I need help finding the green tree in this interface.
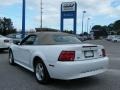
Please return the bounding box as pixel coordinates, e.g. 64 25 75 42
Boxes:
83 32 88 35
0 17 16 35
92 25 102 30
108 23 114 31
63 30 74 34
91 25 108 39
113 20 120 32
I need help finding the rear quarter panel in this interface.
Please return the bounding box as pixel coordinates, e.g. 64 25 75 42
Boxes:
29 45 85 72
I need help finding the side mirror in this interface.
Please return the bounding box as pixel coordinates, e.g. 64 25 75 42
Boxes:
15 42 21 45
17 43 20 45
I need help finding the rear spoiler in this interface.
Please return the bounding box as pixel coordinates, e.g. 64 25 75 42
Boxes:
82 46 97 48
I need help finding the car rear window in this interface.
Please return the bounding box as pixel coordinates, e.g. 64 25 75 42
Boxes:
52 35 81 44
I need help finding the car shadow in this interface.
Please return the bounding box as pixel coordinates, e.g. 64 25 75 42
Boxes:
12 64 101 89
48 76 100 89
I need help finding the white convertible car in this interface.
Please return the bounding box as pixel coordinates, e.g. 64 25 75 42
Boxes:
9 32 109 84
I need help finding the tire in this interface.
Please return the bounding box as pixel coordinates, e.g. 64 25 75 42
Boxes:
34 61 50 84
9 50 15 65
0 49 3 52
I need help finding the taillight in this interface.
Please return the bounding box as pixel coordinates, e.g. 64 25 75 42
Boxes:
58 51 75 61
102 49 106 57
4 39 9 43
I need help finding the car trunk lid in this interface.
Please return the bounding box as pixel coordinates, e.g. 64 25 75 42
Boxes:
69 44 104 61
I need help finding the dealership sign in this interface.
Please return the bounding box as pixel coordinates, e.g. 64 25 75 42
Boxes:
62 2 76 12
60 2 77 34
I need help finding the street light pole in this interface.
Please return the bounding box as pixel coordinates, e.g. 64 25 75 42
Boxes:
90 23 94 32
40 0 43 29
87 18 90 33
81 10 86 34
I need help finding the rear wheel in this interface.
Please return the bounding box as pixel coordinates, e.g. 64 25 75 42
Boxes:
34 61 50 84
9 50 15 65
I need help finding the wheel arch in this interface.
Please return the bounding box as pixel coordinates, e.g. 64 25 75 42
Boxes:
33 56 51 78
33 56 44 68
9 48 12 52
9 48 14 56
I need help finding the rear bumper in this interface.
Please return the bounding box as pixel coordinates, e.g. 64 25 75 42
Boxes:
0 43 12 49
0 45 9 50
48 57 109 80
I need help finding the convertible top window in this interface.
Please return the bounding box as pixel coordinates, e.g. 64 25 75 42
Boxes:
21 35 36 45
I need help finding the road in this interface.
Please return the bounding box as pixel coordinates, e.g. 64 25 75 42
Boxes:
0 40 120 90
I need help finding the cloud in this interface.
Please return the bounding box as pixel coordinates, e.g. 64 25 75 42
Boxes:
1 0 120 17
1 0 119 20
26 0 119 19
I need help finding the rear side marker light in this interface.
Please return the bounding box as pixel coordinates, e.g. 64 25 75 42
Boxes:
58 51 75 61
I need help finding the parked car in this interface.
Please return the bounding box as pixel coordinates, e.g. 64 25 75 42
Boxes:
7 33 27 44
76 35 89 41
106 35 116 41
112 36 120 42
9 32 109 84
0 35 13 51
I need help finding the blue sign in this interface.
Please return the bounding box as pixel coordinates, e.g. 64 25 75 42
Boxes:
61 2 77 34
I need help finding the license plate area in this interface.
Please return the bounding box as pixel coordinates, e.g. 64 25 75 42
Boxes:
84 50 94 58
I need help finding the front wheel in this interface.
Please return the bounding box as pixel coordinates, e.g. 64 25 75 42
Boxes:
34 61 50 84
9 50 15 65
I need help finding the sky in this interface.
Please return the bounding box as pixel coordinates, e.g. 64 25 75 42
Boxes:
0 0 120 34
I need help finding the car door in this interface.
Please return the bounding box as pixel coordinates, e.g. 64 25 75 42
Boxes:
13 35 37 67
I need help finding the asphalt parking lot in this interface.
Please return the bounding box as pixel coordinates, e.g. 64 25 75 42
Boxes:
0 40 120 90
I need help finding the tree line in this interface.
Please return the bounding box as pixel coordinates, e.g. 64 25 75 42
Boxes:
0 17 16 36
91 20 120 39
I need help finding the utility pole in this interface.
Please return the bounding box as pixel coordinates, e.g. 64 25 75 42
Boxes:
40 0 43 28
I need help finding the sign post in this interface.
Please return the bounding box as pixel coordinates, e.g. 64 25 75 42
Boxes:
61 2 77 34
